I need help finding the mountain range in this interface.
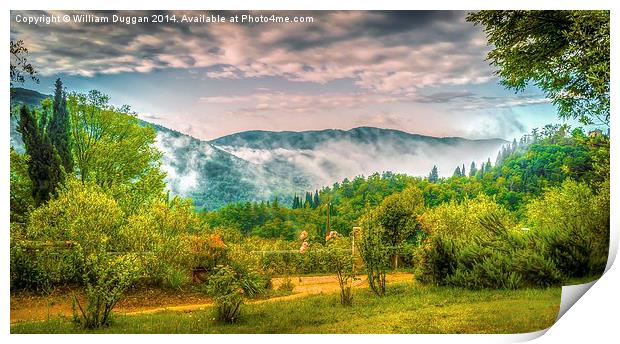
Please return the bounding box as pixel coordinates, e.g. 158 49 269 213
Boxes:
10 88 506 210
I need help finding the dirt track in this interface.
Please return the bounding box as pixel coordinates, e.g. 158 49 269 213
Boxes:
10 272 413 324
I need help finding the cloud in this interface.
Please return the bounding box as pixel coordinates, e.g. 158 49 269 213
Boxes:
11 10 493 94
198 90 413 115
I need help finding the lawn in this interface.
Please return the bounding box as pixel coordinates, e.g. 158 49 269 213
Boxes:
11 281 561 334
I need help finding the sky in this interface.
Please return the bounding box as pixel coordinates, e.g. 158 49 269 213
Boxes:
10 10 566 141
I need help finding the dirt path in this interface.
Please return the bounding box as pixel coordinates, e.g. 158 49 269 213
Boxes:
10 272 413 324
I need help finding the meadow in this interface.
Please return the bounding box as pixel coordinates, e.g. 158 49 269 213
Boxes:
11 281 560 334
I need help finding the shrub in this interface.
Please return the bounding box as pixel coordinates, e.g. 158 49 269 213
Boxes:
72 252 141 328
203 264 266 323
119 197 219 288
323 232 355 306
10 238 83 293
527 179 609 279
415 235 458 285
204 266 243 323
357 211 391 296
25 180 141 328
415 196 564 289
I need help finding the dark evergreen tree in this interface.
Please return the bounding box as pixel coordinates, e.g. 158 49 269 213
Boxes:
272 197 280 210
462 163 466 176
512 138 518 152
496 146 506 165
453 166 462 177
17 105 63 205
313 190 320 208
47 78 73 173
478 161 486 177
428 165 439 183
292 194 300 209
469 161 477 177
305 191 313 208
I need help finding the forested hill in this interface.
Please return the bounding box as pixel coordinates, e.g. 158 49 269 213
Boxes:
209 127 506 188
9 88 309 210
10 87 507 210
145 121 310 210
210 127 505 150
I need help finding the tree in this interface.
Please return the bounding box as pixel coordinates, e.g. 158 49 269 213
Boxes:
66 90 165 213
485 158 492 172
313 190 320 208
292 194 300 209
10 148 34 223
469 161 478 177
16 105 63 205
428 165 439 183
47 78 73 174
304 191 313 208
467 11 610 126
10 40 38 88
453 166 461 177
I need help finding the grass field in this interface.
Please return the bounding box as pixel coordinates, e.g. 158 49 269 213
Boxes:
11 281 561 334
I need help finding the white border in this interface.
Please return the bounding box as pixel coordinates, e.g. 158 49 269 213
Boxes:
2 1 618 343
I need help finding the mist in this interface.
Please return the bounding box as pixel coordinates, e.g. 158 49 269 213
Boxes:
216 135 506 189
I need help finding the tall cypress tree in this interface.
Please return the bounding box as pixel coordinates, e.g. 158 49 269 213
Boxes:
428 165 439 183
313 190 320 208
292 194 299 209
453 166 462 177
469 161 477 177
47 78 73 173
17 105 62 205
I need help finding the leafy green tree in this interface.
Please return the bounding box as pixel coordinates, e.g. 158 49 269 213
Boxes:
467 10 610 125
66 90 165 213
359 185 424 294
10 148 34 224
26 179 141 328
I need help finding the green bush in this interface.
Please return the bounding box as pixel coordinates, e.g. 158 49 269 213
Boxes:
415 235 458 286
73 252 141 328
203 264 266 323
323 232 355 306
10 240 83 293
527 179 609 279
24 180 142 328
416 196 564 289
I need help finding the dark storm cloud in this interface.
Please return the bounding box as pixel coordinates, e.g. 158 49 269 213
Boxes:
263 11 471 51
11 10 492 90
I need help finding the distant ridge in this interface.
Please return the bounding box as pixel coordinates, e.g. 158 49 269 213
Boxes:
10 87 507 210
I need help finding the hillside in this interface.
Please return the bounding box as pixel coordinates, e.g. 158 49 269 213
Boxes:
210 127 506 187
9 88 309 210
10 88 507 210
